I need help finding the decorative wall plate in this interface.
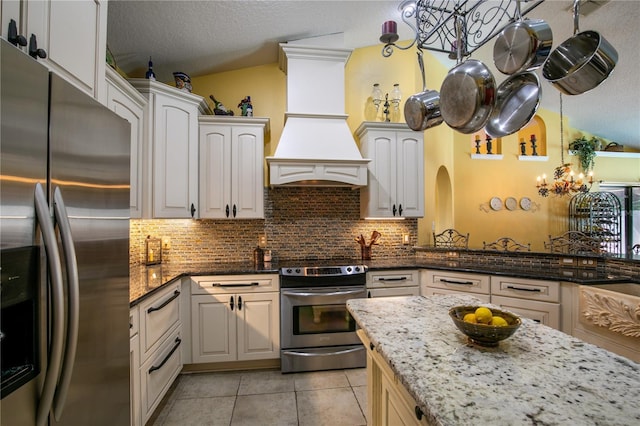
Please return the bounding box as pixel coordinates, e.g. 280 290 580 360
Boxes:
505 197 517 211
520 197 532 211
490 197 503 211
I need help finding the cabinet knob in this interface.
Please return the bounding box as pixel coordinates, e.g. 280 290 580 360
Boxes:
229 296 234 311
8 19 27 47
238 296 242 310
399 204 403 216
225 204 230 218
28 34 47 59
190 203 196 218
232 204 237 218
415 406 424 421
392 204 397 216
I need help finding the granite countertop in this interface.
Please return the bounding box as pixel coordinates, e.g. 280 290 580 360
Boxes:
347 295 640 425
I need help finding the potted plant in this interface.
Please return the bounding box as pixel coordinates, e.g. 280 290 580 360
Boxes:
569 136 600 172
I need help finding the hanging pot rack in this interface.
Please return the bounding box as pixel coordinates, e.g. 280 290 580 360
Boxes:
381 0 546 58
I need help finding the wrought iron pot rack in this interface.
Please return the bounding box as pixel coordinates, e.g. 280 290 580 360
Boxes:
382 0 546 58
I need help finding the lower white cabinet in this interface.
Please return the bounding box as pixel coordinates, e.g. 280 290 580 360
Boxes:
190 275 280 364
367 270 420 298
421 270 491 303
129 307 141 426
490 276 561 329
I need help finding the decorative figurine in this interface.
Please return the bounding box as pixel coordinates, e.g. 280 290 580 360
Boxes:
145 57 156 81
209 95 234 116
173 72 192 92
485 135 493 155
238 96 253 116
475 135 482 154
530 134 538 156
520 138 527 155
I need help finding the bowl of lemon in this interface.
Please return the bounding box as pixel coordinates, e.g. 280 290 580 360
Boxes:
449 306 521 347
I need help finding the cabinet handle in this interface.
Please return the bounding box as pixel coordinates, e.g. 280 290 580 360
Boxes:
238 296 242 310
149 337 181 374
367 291 372 298
233 204 237 218
190 203 196 218
415 406 424 421
378 277 408 282
438 279 473 286
369 342 375 351
506 285 542 293
225 204 230 218
230 296 234 311
8 19 27 47
392 204 397 216
147 289 180 313
28 34 47 59
399 204 403 216
213 282 259 288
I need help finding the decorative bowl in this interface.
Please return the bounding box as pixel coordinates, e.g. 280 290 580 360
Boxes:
449 305 521 347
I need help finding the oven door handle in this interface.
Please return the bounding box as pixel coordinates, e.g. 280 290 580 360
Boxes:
281 288 365 298
282 346 364 357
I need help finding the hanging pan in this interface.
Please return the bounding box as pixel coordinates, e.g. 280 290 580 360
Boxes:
542 0 618 95
485 72 541 138
404 49 443 131
493 0 553 75
440 16 496 134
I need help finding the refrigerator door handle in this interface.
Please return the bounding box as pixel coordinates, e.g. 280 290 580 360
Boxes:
51 187 80 421
34 183 66 426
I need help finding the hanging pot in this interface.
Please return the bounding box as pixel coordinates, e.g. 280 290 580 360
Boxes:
485 72 541 138
404 50 443 131
440 16 496 134
493 0 553 75
542 0 618 95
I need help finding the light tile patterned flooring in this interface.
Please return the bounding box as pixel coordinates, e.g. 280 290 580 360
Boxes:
151 368 368 426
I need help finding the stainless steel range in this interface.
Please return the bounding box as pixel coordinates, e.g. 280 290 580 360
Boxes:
280 264 368 373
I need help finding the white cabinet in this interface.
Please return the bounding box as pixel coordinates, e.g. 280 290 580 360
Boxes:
130 79 204 218
136 281 183 424
357 122 424 218
421 270 491 303
129 306 141 426
190 275 280 364
105 67 147 218
198 117 269 219
367 270 420 298
490 276 560 329
2 0 107 100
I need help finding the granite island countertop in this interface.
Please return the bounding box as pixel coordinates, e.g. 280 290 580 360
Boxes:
347 294 640 425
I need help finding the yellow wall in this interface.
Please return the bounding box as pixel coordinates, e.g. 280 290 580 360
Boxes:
189 42 640 252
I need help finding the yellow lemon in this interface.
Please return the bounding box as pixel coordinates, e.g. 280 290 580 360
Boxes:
490 316 508 327
463 313 477 324
475 307 493 324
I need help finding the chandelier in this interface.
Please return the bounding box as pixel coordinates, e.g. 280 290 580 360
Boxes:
536 93 593 197
379 0 546 58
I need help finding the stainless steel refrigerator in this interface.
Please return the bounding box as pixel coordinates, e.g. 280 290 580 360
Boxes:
1 39 130 425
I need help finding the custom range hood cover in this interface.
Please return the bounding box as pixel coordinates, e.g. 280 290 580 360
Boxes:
266 36 370 187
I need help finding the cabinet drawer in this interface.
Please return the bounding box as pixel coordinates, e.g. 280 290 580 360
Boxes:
130 306 139 338
369 287 420 298
423 270 490 295
139 282 181 360
191 274 279 295
422 287 491 303
491 276 560 303
140 327 183 424
367 270 420 289
491 295 560 329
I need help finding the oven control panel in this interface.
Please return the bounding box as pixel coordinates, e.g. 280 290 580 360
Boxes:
280 265 367 277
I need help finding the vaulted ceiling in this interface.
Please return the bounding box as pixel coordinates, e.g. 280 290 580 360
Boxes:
107 0 640 149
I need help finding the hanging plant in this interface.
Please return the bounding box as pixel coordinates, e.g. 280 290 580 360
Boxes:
569 136 599 172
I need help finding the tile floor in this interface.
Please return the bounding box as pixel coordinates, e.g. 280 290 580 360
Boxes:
150 368 368 426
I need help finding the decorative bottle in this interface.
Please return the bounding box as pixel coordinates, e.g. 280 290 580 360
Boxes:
145 57 156 81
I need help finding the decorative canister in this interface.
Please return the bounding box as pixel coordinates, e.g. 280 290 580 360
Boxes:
173 72 192 92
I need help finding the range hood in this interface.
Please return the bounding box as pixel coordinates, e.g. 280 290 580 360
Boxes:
266 38 370 187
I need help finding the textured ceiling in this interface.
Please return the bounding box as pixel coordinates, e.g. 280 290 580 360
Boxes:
107 0 640 149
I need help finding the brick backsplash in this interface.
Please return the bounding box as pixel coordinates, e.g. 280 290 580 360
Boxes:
130 188 417 266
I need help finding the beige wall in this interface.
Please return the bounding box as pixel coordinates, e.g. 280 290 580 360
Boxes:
188 41 640 254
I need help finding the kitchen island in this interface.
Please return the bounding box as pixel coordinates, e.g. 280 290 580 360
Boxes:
347 295 640 426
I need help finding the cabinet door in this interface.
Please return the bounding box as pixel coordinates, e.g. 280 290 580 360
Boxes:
396 132 424 218
1 0 22 41
199 124 232 218
361 131 397 218
130 333 141 426
139 283 182 361
236 292 279 361
106 68 147 218
153 93 199 218
491 295 560 329
369 287 420 298
191 294 237 363
25 0 106 99
232 126 264 219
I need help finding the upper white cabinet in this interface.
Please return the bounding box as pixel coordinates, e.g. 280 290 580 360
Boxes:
357 122 424 218
130 79 204 219
199 117 269 219
2 0 108 101
105 67 147 218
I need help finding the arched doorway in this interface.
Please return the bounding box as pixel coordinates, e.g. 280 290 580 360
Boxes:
434 165 453 234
